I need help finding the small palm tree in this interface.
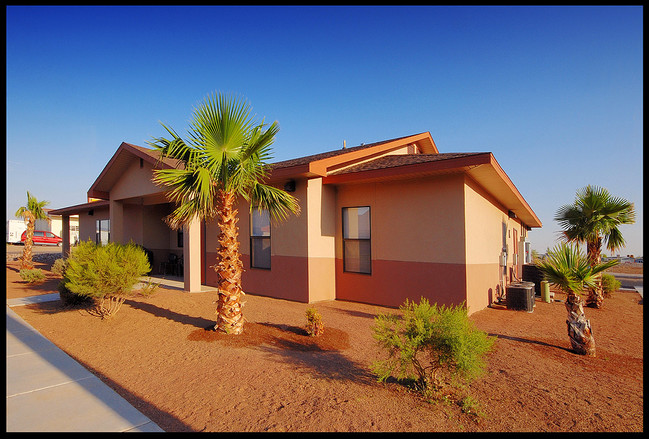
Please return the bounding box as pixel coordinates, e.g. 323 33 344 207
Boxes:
555 185 635 308
15 191 50 270
536 243 618 356
149 92 300 334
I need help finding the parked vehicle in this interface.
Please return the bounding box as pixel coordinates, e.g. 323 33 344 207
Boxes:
6 220 28 244
20 230 63 246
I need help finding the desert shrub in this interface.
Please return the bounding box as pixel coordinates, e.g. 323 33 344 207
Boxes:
58 282 95 307
601 273 621 297
19 268 45 283
60 240 151 318
305 307 324 336
136 277 161 297
51 258 67 276
371 298 494 401
458 395 486 419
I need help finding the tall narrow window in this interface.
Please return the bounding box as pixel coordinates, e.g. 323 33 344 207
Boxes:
96 219 110 245
250 209 271 269
342 206 371 274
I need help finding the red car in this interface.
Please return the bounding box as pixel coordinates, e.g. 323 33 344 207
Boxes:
21 230 63 246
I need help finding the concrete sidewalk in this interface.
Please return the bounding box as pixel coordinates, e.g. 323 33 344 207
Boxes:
6 297 165 432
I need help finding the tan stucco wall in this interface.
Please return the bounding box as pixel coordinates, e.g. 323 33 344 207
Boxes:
463 177 507 313
78 207 109 243
306 178 336 302
140 203 180 271
122 204 143 244
334 174 468 309
463 176 527 313
110 159 164 201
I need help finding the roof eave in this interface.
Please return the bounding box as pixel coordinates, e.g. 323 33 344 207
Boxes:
48 200 110 216
321 153 542 229
86 142 173 201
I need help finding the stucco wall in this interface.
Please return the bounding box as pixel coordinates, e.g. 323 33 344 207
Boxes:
78 207 109 243
110 158 164 200
306 178 336 302
463 177 508 313
334 174 468 309
463 176 527 313
205 180 310 302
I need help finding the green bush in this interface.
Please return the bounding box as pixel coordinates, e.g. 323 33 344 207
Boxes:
59 240 151 318
305 307 324 337
601 273 621 297
371 298 494 401
19 268 46 283
51 258 67 276
58 282 95 307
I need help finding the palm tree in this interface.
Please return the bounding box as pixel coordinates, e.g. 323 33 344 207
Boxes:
536 243 618 356
15 191 50 270
149 92 300 335
555 185 635 308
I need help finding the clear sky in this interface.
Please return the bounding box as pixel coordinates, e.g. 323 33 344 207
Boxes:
6 5 643 256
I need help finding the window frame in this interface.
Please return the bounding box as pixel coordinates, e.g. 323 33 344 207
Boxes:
342 206 372 275
250 208 271 270
95 219 110 245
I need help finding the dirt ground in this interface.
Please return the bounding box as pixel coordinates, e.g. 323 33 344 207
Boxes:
6 260 643 432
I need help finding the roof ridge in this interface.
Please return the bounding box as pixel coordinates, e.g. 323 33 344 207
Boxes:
271 132 429 169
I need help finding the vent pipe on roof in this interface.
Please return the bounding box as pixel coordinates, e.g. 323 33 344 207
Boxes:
343 140 346 149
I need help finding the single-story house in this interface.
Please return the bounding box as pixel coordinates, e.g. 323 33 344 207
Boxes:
50 132 541 314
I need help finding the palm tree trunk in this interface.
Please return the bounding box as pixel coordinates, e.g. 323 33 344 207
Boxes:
565 293 596 356
214 190 245 335
586 238 604 308
20 214 35 270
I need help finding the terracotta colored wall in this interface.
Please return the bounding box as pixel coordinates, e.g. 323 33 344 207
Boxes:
334 174 468 309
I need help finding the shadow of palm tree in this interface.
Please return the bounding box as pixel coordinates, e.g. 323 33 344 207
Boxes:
253 323 376 385
124 299 213 329
329 308 380 320
488 332 572 352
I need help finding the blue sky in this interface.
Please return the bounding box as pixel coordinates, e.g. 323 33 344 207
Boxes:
6 5 643 256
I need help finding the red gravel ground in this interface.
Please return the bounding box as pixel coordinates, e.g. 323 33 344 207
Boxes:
6 260 643 432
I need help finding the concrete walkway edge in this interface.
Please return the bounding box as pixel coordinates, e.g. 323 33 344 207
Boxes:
6 302 165 432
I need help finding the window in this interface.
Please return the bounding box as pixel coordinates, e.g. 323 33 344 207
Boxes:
34 231 45 237
342 207 371 274
177 229 184 248
46 232 55 238
250 209 271 269
96 219 110 245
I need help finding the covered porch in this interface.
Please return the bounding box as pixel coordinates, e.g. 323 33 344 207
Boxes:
49 198 205 294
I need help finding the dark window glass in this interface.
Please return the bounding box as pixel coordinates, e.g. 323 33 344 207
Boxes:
251 209 271 269
342 207 371 274
96 219 110 245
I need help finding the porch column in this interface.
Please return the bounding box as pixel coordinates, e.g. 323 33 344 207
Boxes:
183 216 202 293
61 215 70 257
109 199 124 244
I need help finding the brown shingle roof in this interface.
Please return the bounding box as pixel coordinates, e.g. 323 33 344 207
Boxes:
123 142 183 169
328 152 487 175
270 134 420 170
